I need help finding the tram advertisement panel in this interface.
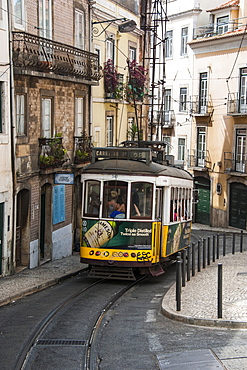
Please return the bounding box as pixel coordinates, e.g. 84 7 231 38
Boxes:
165 221 191 256
82 219 152 249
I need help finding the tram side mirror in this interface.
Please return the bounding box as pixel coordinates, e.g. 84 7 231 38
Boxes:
193 189 199 204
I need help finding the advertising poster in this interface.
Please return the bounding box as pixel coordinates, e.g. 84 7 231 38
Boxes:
165 221 191 256
82 219 152 250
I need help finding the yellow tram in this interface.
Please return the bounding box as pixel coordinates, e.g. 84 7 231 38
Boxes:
80 147 193 279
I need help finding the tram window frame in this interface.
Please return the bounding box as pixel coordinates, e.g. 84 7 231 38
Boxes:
155 187 163 220
131 182 153 219
103 181 128 218
170 186 190 222
84 180 100 217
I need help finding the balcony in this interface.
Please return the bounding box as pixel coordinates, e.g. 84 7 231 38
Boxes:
224 152 247 173
227 93 247 115
193 19 240 40
12 32 101 82
73 133 92 165
150 110 175 128
188 149 211 170
104 73 124 100
39 137 69 170
190 95 213 116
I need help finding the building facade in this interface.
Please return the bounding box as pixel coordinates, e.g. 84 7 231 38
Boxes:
91 0 149 147
11 0 100 271
189 0 247 228
0 0 15 276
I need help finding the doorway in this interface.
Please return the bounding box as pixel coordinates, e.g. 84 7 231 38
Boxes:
229 182 247 230
195 176 210 225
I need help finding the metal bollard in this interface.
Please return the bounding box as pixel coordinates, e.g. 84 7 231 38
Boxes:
198 240 201 272
218 263 223 319
232 233 235 255
217 234 220 259
240 230 243 253
182 249 186 287
203 238 206 268
176 260 182 311
213 235 216 263
187 246 191 282
223 234 226 256
207 236 211 265
192 242 195 277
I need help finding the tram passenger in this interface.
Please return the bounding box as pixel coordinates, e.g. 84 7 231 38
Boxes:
110 197 125 218
107 190 118 216
88 191 100 215
131 188 141 217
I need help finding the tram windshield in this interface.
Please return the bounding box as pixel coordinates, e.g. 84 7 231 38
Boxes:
131 182 153 219
103 181 128 219
84 180 100 216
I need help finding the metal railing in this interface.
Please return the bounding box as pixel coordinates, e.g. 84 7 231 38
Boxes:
13 32 101 81
224 152 247 173
190 95 213 115
73 133 92 165
188 149 211 169
193 19 241 39
39 137 69 170
227 92 247 115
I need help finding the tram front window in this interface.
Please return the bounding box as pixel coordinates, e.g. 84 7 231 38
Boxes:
84 180 100 217
131 182 153 219
103 181 127 218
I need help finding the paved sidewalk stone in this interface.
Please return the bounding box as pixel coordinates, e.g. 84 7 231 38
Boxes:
0 253 87 307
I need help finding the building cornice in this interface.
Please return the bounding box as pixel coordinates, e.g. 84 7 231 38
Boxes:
168 8 202 20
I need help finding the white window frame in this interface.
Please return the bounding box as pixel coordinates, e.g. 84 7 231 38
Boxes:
178 138 186 161
217 15 229 35
165 30 173 58
179 87 187 112
13 0 25 29
106 39 114 62
16 94 26 136
39 0 52 39
164 89 171 111
129 46 136 62
106 116 113 147
75 9 85 50
41 97 52 137
181 27 188 56
75 96 84 136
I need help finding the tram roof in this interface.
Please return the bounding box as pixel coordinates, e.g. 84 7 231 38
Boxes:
82 158 192 180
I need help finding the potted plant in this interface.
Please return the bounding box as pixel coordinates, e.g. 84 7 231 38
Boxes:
103 59 119 97
125 60 147 103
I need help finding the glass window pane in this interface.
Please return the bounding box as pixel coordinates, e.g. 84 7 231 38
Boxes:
131 182 153 219
84 180 100 216
103 181 127 218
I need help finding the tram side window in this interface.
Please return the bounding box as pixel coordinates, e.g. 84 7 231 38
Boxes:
103 181 127 218
170 187 190 222
84 180 100 216
131 182 153 219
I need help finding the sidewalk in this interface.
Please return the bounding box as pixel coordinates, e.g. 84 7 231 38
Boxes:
0 253 87 307
162 249 247 329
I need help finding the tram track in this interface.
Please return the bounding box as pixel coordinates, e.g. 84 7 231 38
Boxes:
16 276 146 370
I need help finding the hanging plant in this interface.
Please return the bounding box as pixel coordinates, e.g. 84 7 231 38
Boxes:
125 60 147 103
103 59 119 93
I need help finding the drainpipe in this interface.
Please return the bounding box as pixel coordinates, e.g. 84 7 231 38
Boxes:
7 0 17 274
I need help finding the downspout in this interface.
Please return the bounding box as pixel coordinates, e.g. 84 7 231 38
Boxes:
7 0 17 274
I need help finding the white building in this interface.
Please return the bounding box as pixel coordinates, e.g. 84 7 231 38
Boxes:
0 0 15 276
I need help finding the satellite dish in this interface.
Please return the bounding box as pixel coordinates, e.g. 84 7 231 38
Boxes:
118 20 137 33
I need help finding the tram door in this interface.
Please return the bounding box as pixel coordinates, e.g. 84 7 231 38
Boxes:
153 188 163 262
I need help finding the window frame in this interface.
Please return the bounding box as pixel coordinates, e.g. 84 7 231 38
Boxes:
179 87 187 112
41 96 53 138
75 8 85 50
75 95 85 136
16 93 27 136
181 27 188 56
39 0 52 39
165 30 173 58
106 115 114 147
178 138 186 161
13 0 25 29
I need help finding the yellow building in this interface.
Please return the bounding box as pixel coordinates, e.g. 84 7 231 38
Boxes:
91 0 149 147
189 0 247 229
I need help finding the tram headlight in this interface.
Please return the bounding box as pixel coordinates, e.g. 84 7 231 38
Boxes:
131 253 136 258
89 250 94 255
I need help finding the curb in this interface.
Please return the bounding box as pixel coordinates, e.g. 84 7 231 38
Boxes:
0 267 88 307
161 285 247 330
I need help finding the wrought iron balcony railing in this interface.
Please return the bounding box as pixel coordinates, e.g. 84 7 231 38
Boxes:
193 19 241 39
224 152 247 173
150 110 175 128
39 137 69 170
188 149 211 169
227 93 247 115
73 133 92 164
13 32 101 82
190 95 213 115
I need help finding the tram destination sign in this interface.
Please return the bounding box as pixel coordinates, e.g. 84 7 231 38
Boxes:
92 147 152 164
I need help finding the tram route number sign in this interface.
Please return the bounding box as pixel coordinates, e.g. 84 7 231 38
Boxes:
92 147 152 164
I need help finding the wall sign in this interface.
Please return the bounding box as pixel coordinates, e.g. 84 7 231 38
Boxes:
53 185 65 224
54 173 74 185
